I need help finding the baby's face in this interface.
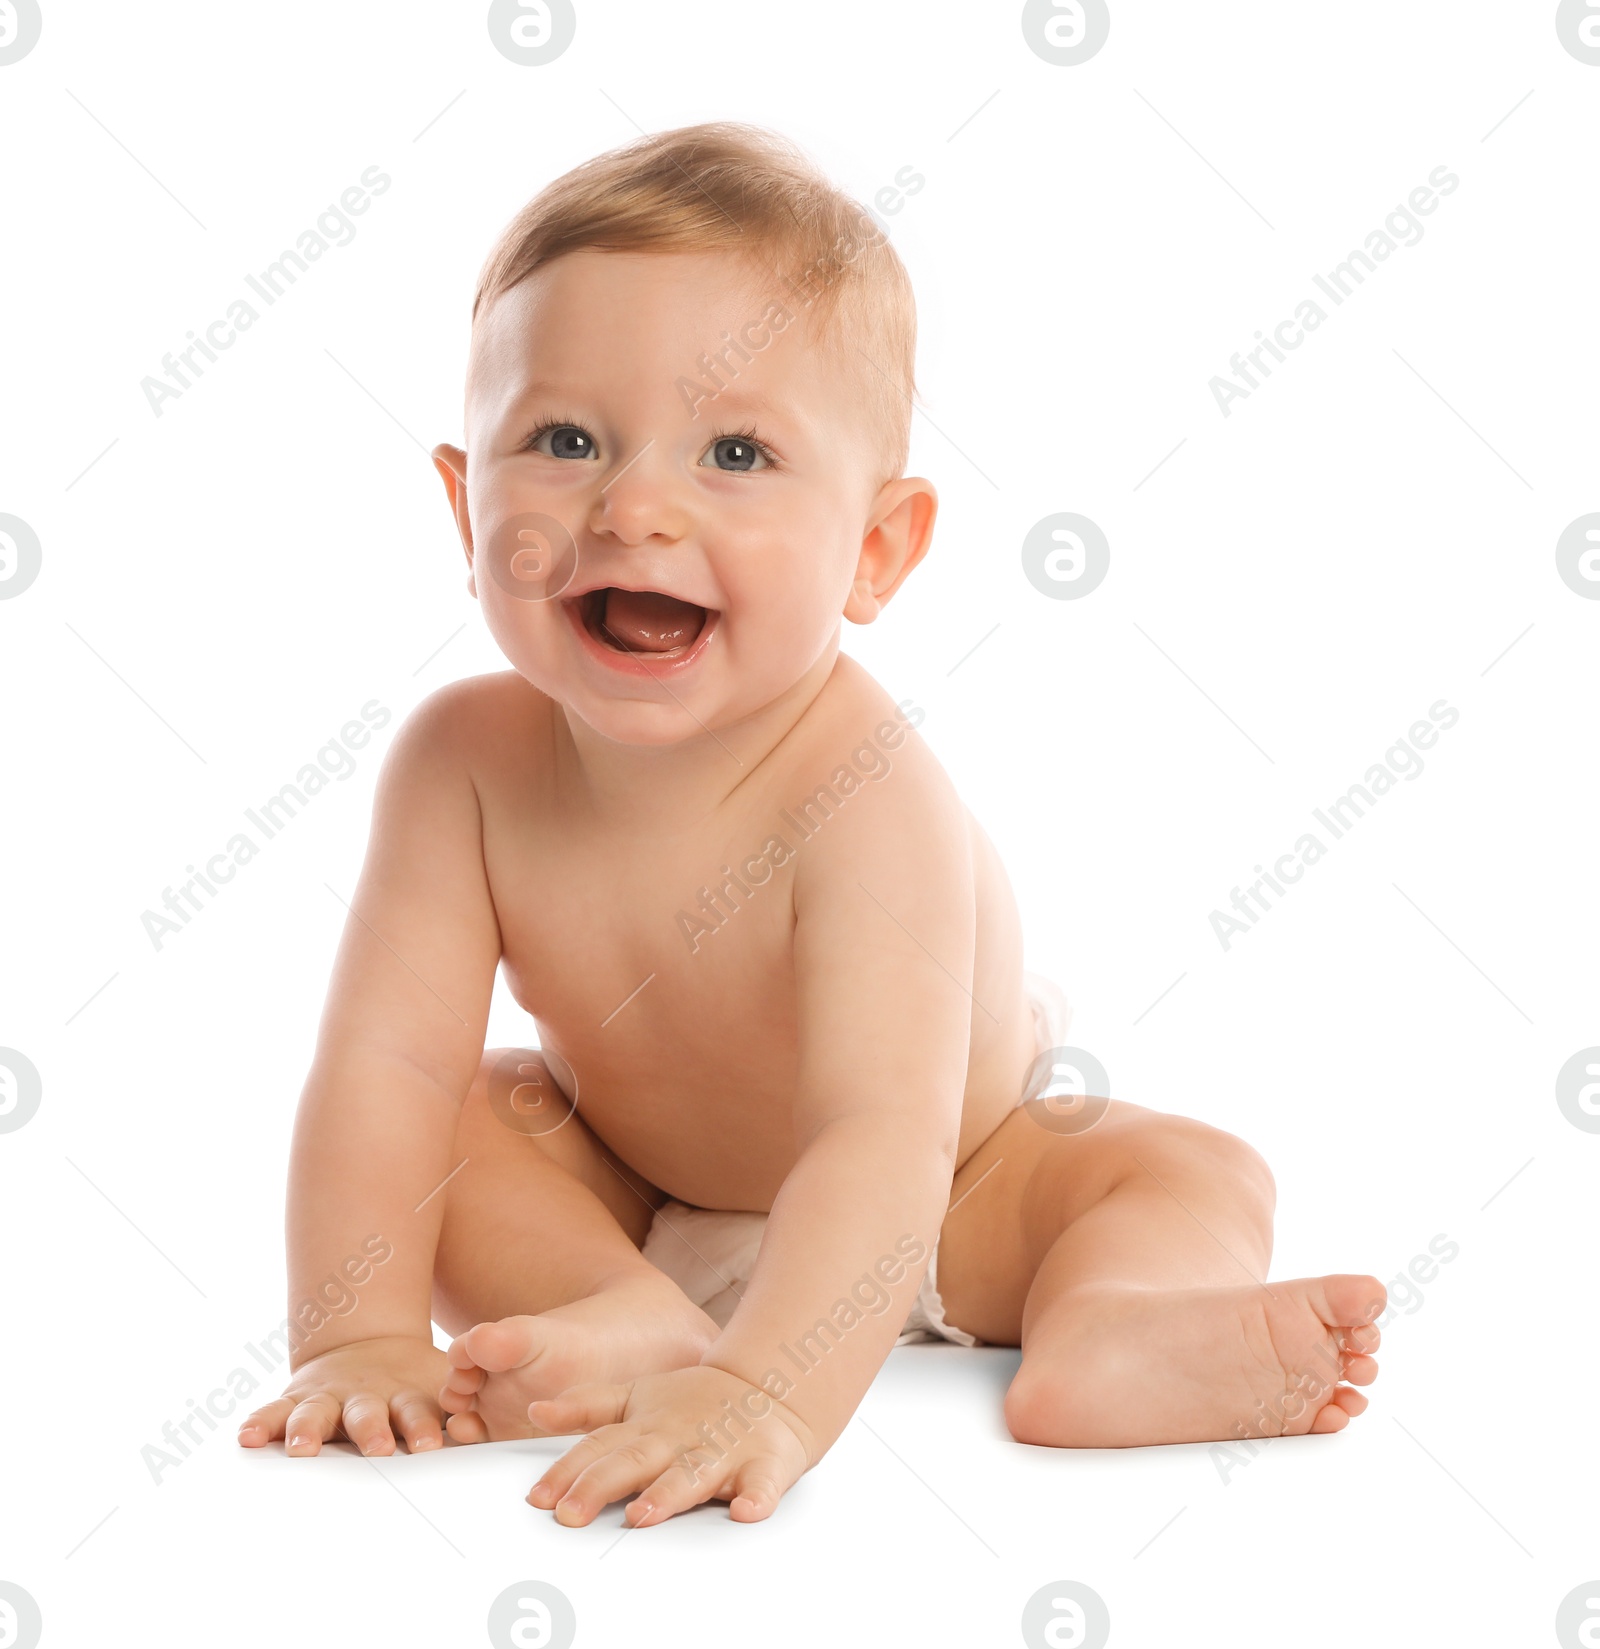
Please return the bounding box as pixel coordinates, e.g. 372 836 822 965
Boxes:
451 249 905 746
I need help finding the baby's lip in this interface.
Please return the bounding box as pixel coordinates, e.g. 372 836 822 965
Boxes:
562 574 714 608
562 594 720 676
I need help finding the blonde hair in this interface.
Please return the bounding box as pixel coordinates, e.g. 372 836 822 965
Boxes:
471 121 919 490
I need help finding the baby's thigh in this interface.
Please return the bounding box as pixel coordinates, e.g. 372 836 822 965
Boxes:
932 1099 1160 1343
457 1048 665 1244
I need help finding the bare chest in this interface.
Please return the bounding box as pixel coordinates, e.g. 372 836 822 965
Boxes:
483 788 810 1202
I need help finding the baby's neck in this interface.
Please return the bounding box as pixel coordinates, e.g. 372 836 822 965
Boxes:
555 643 845 827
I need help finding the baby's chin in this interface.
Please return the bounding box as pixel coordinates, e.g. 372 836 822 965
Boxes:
499 614 841 750
525 661 744 749
571 696 735 748
543 659 819 754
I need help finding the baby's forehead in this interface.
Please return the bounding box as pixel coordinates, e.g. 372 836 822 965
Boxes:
468 248 857 420
475 248 820 358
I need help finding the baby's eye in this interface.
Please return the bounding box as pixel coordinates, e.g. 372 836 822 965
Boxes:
529 424 598 461
700 435 772 473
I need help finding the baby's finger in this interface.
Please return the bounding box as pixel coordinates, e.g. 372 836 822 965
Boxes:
390 1390 444 1454
237 1397 294 1448
525 1381 632 1436
342 1393 396 1456
527 1427 627 1509
627 1447 725 1527
552 1438 678 1528
729 1452 797 1522
284 1394 342 1456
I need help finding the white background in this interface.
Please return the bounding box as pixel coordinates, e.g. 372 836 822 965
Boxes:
1 2 1596 1645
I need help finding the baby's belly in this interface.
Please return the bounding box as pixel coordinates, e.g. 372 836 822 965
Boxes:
546 1032 802 1209
516 958 797 1207
531 998 1036 1212
502 887 1036 1208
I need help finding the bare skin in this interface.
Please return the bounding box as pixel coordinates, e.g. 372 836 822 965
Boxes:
239 246 1383 1521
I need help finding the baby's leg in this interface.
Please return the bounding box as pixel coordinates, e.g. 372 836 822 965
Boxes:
434 1049 717 1442
935 1102 1384 1448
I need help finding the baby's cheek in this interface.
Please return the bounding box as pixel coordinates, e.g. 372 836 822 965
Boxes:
744 545 846 629
729 595 836 690
483 600 568 688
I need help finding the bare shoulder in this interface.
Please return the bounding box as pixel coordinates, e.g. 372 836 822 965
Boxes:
788 655 969 882
793 654 939 771
381 670 553 783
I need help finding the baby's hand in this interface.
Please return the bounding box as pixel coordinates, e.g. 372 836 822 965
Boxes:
237 1336 449 1457
525 1366 814 1528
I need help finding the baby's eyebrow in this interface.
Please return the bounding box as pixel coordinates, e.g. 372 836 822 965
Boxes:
509 379 792 416
503 376 810 440
512 378 582 404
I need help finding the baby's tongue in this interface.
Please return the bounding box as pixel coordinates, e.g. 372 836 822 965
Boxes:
602 588 706 653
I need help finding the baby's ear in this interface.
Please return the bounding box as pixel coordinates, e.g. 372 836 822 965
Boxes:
431 443 476 595
844 477 938 624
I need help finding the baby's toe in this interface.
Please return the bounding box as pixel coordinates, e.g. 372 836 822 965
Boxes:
446 1329 487 1369
1340 1321 1380 1355
438 1379 476 1415
441 1361 486 1400
1315 1273 1386 1327
1341 1352 1379 1386
462 1316 541 1373
1310 1385 1368 1432
1333 1385 1368 1418
445 1411 490 1444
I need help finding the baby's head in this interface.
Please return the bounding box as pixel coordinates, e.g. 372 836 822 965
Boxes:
433 122 936 745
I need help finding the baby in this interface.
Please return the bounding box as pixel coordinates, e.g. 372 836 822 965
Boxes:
237 122 1384 1527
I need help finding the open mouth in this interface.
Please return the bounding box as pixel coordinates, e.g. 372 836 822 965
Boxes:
571 587 712 660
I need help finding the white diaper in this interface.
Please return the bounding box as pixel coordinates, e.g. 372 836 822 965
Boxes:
639 969 1072 1349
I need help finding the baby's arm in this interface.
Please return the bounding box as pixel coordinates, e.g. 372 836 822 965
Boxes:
239 683 501 1457
525 742 974 1522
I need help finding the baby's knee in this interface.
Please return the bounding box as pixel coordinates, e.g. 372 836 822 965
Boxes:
1210 1124 1275 1210
1154 1114 1266 1180
1134 1113 1274 1203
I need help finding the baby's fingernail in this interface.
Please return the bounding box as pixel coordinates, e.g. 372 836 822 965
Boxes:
631 1500 655 1525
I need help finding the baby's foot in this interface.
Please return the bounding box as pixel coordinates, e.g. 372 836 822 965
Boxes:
1005 1273 1385 1449
440 1275 719 1443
